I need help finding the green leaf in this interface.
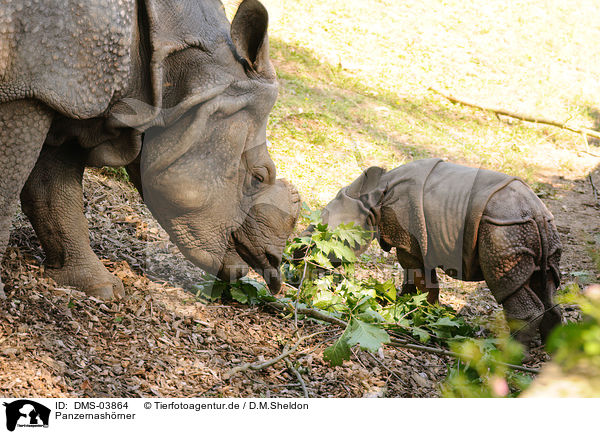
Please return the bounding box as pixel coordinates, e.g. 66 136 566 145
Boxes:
346 318 390 352
357 307 386 323
323 335 351 367
373 279 396 301
239 277 265 291
335 225 365 248
316 223 329 233
412 327 431 343
334 244 357 262
313 289 344 311
257 288 277 303
355 295 374 310
411 292 429 306
230 286 249 304
193 280 226 301
431 317 461 328
313 250 333 268
315 239 333 255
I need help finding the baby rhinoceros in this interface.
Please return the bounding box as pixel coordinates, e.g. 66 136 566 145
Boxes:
315 158 562 348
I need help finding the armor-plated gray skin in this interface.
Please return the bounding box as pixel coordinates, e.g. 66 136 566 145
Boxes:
310 159 562 348
0 0 299 298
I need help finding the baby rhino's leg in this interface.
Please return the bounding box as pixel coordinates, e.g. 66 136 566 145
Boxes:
501 284 545 347
478 218 545 348
531 222 563 342
397 251 440 304
535 277 561 343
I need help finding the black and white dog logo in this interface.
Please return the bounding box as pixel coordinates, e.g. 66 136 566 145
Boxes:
3 400 50 432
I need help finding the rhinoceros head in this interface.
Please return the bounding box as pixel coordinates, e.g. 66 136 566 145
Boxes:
117 0 298 290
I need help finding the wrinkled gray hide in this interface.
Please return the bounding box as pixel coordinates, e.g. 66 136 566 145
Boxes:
0 0 299 299
316 159 562 348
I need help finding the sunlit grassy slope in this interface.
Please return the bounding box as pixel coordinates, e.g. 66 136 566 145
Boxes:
224 0 600 208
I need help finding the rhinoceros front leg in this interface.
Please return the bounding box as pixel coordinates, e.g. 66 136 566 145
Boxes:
535 276 562 343
20 142 124 299
500 284 545 348
0 100 54 298
397 251 440 304
530 229 562 343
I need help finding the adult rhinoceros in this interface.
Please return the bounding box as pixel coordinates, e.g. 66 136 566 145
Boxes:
0 0 300 299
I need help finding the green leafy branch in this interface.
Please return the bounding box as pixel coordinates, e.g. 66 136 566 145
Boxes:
281 206 490 367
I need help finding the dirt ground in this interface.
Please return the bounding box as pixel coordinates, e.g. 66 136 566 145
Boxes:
0 164 598 398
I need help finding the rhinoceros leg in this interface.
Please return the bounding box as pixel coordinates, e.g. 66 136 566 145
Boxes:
501 283 545 347
530 223 562 342
534 275 561 343
20 142 124 299
0 100 54 298
397 251 440 304
478 219 546 348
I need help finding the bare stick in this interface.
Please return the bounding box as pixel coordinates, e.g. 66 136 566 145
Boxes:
294 260 309 328
226 330 327 377
365 351 409 388
386 340 540 374
590 173 600 206
267 300 347 328
429 87 600 141
289 240 316 329
582 150 600 158
284 356 309 398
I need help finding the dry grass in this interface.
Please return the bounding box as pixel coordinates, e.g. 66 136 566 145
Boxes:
226 0 600 208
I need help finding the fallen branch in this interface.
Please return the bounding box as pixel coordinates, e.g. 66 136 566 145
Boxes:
429 87 600 141
267 300 347 328
582 150 600 158
365 350 409 388
284 356 309 398
266 299 540 375
226 330 327 378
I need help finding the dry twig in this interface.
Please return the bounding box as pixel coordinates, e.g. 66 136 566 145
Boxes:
226 330 327 378
429 87 600 141
365 351 409 388
284 356 309 398
267 300 347 328
589 173 600 207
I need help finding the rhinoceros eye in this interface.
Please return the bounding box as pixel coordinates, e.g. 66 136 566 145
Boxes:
244 167 267 196
252 167 268 184
243 162 275 196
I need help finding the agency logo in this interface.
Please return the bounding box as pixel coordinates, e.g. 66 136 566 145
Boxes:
2 400 50 432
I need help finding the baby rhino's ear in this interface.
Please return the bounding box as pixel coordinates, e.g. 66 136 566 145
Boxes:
346 166 386 208
322 166 386 232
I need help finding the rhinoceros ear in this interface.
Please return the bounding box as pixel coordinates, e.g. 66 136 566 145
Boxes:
346 166 387 207
231 0 276 80
322 166 387 232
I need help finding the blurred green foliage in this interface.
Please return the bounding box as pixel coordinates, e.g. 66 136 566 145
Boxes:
441 337 530 397
547 283 600 371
